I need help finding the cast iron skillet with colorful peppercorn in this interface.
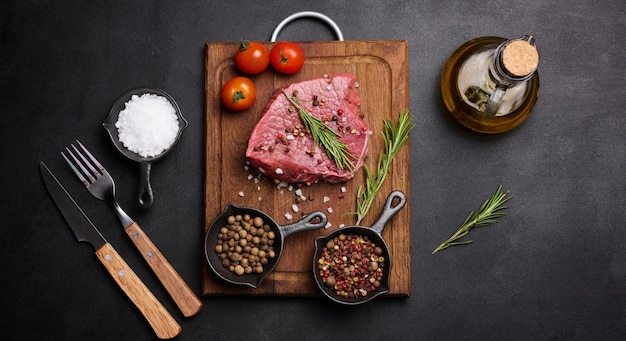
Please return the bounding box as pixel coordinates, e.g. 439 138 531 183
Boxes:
313 190 406 305
204 203 327 288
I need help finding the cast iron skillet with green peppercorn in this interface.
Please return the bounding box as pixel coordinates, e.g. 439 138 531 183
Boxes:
204 204 327 288
313 190 406 305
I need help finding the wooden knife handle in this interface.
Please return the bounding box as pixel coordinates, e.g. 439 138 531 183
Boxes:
95 243 181 339
125 222 203 317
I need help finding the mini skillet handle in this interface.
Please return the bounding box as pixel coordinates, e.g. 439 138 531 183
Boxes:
138 161 154 209
370 191 407 235
280 211 328 238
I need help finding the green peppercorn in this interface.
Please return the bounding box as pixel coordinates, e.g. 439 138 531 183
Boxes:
325 275 336 287
214 213 277 278
253 217 263 227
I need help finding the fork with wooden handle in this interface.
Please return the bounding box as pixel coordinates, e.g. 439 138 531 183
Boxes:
62 140 203 317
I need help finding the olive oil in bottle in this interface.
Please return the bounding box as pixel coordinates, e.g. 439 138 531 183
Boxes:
440 35 540 134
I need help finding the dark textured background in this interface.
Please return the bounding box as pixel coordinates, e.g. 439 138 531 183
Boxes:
2 1 625 340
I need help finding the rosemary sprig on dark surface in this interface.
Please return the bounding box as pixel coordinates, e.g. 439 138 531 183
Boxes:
353 111 414 225
432 185 512 254
282 89 356 170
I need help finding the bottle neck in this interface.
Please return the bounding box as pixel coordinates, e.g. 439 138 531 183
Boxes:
489 35 538 89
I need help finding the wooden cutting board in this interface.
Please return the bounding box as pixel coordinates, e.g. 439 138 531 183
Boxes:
203 40 411 297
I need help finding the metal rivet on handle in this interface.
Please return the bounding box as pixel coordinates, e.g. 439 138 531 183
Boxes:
271 11 344 42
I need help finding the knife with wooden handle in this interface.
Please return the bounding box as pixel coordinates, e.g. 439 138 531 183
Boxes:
61 140 202 317
40 162 181 339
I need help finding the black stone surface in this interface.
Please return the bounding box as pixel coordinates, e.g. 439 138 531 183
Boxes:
2 1 625 340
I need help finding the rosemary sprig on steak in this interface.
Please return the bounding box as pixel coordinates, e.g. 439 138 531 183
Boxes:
282 89 356 170
354 111 414 225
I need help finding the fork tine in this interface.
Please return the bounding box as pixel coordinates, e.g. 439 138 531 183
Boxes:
65 146 96 182
71 143 101 179
61 151 90 187
76 140 105 173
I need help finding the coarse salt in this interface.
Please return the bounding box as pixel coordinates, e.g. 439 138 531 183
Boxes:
116 93 179 157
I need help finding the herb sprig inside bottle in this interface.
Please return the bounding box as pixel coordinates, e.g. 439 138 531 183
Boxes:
282 89 356 170
432 185 512 254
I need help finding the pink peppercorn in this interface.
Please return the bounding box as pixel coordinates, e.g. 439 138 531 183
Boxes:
318 233 385 299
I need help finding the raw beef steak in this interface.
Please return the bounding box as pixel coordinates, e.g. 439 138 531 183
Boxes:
246 73 369 184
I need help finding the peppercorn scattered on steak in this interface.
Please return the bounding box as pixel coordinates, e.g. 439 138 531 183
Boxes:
246 73 369 184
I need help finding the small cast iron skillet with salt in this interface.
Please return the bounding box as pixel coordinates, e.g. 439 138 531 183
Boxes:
204 204 328 288
313 190 406 305
103 87 188 209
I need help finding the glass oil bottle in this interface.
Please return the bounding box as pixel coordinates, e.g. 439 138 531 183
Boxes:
440 35 540 134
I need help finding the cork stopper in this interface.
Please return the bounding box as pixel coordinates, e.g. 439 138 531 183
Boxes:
502 39 539 77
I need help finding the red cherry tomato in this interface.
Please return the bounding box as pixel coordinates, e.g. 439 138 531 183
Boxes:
221 76 257 111
234 40 270 75
270 42 305 74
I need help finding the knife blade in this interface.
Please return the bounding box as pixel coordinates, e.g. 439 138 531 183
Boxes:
39 162 181 339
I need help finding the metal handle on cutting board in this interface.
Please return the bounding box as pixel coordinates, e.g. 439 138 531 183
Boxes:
271 11 344 42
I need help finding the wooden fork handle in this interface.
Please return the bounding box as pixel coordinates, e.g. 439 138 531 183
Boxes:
124 222 203 317
95 243 181 339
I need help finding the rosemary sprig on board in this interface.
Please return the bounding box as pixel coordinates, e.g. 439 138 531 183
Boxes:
432 185 512 254
282 89 356 170
354 111 414 225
